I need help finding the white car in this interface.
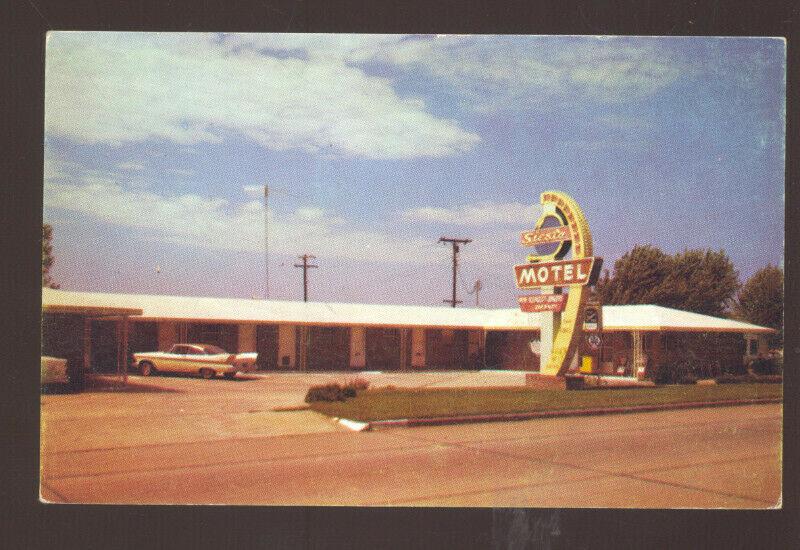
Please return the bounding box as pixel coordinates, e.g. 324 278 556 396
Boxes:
41 355 71 390
133 344 258 379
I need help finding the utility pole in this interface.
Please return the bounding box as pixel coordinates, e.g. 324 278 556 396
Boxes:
439 237 471 307
468 279 483 307
293 254 318 302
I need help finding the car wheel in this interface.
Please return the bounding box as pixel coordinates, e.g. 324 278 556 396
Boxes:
223 372 236 380
140 362 154 376
200 368 216 379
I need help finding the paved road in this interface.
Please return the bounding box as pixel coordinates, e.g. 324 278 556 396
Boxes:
41 374 781 507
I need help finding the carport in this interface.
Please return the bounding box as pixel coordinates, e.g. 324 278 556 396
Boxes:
42 300 143 386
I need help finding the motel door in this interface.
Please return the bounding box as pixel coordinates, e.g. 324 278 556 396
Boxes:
129 322 158 356
90 320 118 373
307 326 351 371
366 328 401 370
256 325 279 370
425 329 470 370
186 323 238 353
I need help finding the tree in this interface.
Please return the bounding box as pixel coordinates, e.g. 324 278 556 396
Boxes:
596 245 675 305
42 223 60 289
597 245 739 316
735 265 783 346
663 249 740 317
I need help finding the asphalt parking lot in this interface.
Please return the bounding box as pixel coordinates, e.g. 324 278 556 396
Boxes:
40 372 782 507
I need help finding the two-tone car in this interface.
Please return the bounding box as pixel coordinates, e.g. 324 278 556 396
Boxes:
133 344 258 379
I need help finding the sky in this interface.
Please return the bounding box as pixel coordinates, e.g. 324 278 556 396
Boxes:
43 33 785 308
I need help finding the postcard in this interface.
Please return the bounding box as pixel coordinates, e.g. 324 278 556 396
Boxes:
41 33 784 507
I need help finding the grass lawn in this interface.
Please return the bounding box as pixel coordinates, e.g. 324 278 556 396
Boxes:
309 383 782 422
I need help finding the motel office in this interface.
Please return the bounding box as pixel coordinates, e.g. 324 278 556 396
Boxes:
42 288 773 379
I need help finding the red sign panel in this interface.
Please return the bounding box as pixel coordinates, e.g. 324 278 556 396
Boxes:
518 293 568 313
520 224 571 247
514 257 599 289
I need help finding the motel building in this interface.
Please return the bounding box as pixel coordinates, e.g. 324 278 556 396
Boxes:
42 287 773 382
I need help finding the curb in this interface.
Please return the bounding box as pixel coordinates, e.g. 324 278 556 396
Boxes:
271 404 311 412
358 398 782 430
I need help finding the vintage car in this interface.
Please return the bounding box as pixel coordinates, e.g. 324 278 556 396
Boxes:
41 355 72 390
133 344 258 379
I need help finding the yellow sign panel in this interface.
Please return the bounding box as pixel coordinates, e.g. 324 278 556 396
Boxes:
518 190 597 377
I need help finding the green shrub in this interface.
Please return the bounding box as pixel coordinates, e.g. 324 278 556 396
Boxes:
750 357 782 376
305 383 349 403
654 361 699 385
305 380 369 403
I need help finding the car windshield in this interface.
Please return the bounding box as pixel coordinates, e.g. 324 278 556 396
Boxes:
202 345 227 355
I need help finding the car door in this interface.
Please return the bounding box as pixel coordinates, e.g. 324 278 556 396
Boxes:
182 345 209 373
161 344 186 372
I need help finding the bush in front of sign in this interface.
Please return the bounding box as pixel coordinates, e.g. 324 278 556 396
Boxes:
748 356 782 376
305 383 352 403
652 361 699 385
305 379 370 402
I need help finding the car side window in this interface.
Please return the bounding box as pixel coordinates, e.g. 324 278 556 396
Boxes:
171 345 186 355
187 347 204 355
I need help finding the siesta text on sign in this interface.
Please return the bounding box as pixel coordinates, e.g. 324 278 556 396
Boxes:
520 224 571 247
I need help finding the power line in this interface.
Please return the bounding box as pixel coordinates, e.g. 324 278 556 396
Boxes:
439 237 471 308
293 254 318 302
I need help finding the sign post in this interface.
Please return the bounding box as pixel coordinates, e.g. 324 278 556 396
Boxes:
515 191 602 377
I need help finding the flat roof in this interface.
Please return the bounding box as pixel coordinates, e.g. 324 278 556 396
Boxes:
41 288 774 334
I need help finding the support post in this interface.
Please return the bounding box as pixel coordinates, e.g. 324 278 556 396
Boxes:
632 330 645 379
121 316 129 385
399 328 409 370
277 324 296 369
411 328 426 368
538 285 562 370
349 326 366 369
83 317 92 374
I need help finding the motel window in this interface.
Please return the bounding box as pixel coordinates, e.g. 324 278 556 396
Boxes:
748 339 758 356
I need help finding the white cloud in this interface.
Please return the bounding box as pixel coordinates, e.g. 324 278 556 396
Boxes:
219 33 411 63
243 185 265 197
374 36 683 111
44 174 445 264
399 201 539 226
116 162 145 171
45 32 478 159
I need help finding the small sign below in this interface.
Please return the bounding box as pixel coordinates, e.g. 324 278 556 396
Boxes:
518 293 568 313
